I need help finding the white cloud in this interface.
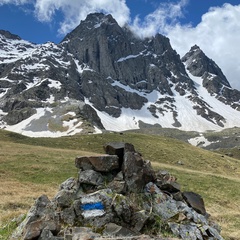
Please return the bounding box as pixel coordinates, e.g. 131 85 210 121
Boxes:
166 3 240 90
130 0 188 38
0 0 130 35
34 0 130 35
0 0 30 5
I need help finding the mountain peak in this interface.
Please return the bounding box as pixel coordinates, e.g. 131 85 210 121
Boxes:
84 12 118 26
62 12 119 43
182 45 240 110
182 45 230 86
189 44 201 52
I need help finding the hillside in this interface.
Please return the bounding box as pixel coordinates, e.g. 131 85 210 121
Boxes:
0 129 239 239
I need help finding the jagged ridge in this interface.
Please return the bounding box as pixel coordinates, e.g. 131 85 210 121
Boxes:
0 13 240 137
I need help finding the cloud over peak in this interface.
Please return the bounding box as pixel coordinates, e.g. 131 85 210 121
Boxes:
167 3 240 90
130 0 188 38
34 0 130 35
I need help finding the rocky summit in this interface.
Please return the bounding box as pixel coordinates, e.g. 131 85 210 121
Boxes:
11 142 224 240
0 13 240 137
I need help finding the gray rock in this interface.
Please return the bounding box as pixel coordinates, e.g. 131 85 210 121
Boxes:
75 155 119 172
0 30 21 40
104 142 126 153
72 199 83 219
169 223 203 240
145 182 164 195
122 152 155 192
11 195 58 239
107 171 126 193
78 169 104 186
79 103 104 129
131 210 150 232
23 219 60 240
153 199 179 220
145 182 179 220
2 107 37 125
38 229 64 240
182 192 206 215
53 190 76 208
71 227 101 240
59 177 78 191
38 229 54 240
172 192 183 201
111 194 132 223
159 181 181 194
206 226 224 240
60 206 76 225
103 223 136 237
176 201 208 225
107 179 126 194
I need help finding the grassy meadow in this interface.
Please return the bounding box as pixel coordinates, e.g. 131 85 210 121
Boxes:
0 129 240 239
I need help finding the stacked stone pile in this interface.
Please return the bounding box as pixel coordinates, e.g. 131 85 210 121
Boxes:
11 142 224 240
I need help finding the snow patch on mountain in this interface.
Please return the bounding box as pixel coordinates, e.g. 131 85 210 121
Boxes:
188 134 220 147
74 59 93 74
2 106 86 138
48 80 62 89
86 71 240 133
188 71 240 129
0 37 36 63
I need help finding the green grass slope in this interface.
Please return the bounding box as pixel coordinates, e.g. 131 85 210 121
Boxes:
0 129 239 239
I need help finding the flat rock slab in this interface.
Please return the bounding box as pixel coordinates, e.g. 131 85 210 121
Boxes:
104 142 135 161
103 223 136 237
182 191 206 215
75 155 119 172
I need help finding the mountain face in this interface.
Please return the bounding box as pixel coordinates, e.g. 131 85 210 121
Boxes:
182 45 240 110
0 13 240 137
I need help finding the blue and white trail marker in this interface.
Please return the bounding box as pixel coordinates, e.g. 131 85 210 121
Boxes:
80 195 105 218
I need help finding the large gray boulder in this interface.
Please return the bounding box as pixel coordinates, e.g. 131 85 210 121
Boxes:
75 155 119 172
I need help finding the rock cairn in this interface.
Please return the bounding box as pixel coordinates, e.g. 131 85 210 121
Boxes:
11 142 224 240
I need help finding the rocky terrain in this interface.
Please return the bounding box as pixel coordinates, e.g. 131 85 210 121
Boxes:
11 142 224 240
0 13 240 137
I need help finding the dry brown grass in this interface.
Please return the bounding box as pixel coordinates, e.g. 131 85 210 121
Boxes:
0 140 97 225
1 131 240 239
0 179 56 223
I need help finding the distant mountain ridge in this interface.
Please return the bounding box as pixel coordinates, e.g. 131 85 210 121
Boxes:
0 13 240 137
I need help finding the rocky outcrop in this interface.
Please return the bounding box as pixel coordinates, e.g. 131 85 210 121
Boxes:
182 45 240 110
61 13 195 116
11 142 224 240
0 30 21 40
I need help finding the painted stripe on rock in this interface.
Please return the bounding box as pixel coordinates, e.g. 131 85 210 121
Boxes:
82 209 105 218
81 195 101 204
81 202 104 211
80 195 105 218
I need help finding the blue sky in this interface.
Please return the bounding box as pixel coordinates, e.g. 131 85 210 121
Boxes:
0 0 240 90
